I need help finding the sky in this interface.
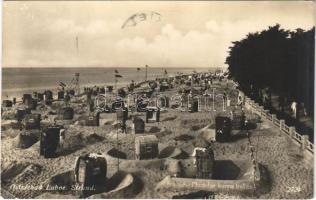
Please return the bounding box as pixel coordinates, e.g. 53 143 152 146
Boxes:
2 1 315 68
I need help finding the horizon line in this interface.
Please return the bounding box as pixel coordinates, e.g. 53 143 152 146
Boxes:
2 66 225 69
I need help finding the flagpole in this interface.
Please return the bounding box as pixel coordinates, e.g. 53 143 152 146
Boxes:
117 113 119 172
115 76 117 93
114 69 117 94
137 68 139 84
76 36 78 54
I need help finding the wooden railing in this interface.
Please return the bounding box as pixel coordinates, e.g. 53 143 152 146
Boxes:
244 96 313 157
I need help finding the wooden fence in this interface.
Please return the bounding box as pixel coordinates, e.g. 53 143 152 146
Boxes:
244 96 314 157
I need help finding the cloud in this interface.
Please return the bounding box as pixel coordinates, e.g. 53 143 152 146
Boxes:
3 1 314 68
161 24 182 38
115 24 227 68
205 20 220 32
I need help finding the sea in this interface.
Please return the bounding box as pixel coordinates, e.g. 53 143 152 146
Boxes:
2 67 213 99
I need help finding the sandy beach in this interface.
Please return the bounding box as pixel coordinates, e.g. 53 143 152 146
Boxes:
1 77 313 199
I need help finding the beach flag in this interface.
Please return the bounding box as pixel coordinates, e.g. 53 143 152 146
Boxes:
59 82 66 87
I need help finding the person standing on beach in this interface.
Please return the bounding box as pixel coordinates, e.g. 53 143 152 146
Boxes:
129 80 135 92
250 84 255 99
258 88 263 105
278 95 285 112
64 93 70 106
291 101 297 119
237 96 243 108
237 90 244 108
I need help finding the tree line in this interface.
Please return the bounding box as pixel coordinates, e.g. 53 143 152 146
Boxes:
226 24 315 119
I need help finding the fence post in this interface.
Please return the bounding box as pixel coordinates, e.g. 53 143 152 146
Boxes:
264 109 269 119
279 119 285 131
289 126 296 138
271 114 276 123
302 135 309 150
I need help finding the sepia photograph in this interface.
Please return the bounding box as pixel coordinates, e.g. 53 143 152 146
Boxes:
1 1 315 199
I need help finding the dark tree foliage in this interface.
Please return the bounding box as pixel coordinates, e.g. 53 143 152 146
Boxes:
226 24 315 118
